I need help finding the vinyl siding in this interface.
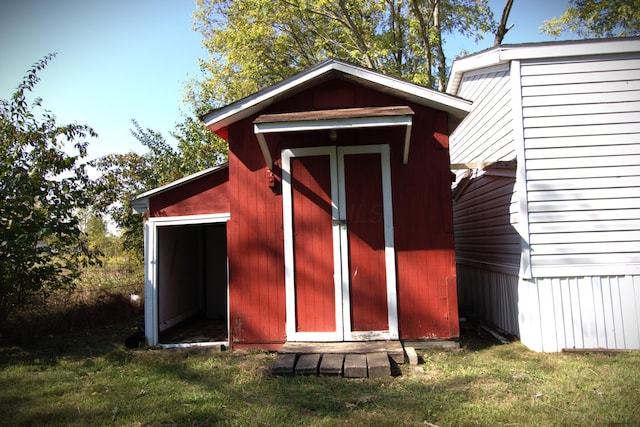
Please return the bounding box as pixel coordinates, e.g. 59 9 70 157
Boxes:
450 64 515 170
519 275 640 352
451 64 521 274
457 264 520 337
520 55 640 277
453 173 520 274
449 41 640 352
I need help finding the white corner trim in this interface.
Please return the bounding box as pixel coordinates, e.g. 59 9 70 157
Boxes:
510 60 532 280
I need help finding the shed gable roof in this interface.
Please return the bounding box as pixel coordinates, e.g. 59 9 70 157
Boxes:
131 163 229 214
202 58 472 134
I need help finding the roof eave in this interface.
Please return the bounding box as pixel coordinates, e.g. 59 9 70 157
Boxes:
203 58 471 133
130 163 229 214
447 37 640 95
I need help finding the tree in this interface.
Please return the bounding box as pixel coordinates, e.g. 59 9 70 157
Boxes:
541 0 640 38
91 118 226 262
187 0 497 109
0 55 99 333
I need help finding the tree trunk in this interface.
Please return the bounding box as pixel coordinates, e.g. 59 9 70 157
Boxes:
433 0 447 91
494 0 515 46
410 0 434 88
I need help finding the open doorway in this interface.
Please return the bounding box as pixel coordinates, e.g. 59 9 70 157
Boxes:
155 222 228 346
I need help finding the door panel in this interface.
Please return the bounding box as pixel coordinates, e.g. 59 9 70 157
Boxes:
343 153 389 332
290 155 336 332
283 145 397 342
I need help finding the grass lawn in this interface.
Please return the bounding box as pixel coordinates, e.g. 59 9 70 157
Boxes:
1 321 639 426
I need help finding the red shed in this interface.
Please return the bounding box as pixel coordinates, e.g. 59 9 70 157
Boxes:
132 59 471 349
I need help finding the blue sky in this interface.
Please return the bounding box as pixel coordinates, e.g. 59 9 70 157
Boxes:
1 0 573 161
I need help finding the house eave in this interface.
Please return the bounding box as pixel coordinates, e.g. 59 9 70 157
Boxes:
447 37 640 95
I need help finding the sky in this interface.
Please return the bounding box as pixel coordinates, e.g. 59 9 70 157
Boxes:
0 0 574 161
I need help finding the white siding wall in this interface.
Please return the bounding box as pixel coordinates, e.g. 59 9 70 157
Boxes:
450 64 516 170
519 275 640 352
520 55 640 277
453 173 520 273
450 44 640 351
451 65 523 335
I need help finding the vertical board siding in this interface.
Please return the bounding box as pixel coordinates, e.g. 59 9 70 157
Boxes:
227 119 286 346
149 168 229 217
344 153 389 332
291 155 336 333
224 80 461 346
519 275 640 352
521 55 640 277
457 264 520 337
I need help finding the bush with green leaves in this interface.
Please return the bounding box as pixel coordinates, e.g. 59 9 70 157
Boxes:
0 54 100 334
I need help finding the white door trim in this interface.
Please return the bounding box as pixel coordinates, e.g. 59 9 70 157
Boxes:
144 213 230 346
282 145 398 342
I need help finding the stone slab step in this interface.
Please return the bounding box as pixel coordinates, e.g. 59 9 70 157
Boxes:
319 354 344 376
366 352 391 378
271 353 297 376
343 354 368 378
295 354 321 375
279 341 405 364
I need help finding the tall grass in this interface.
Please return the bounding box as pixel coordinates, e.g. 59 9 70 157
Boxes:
3 255 143 344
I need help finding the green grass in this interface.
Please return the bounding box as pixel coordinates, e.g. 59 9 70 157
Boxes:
1 323 639 426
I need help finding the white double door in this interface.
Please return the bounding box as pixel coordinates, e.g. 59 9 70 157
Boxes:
282 144 398 342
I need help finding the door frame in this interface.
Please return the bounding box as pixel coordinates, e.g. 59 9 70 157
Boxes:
282 144 398 342
144 213 230 347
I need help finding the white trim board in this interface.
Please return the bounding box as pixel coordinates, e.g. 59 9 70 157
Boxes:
203 58 470 133
144 213 230 347
254 112 413 169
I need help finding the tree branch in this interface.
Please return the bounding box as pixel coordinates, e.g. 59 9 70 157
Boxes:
494 0 514 46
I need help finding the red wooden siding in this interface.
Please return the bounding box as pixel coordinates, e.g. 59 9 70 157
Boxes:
344 152 389 332
291 155 336 332
226 119 286 348
220 77 459 348
391 106 459 339
149 168 230 217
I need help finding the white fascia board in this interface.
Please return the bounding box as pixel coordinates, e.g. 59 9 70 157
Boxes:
496 37 640 62
131 198 149 215
447 49 506 95
447 38 640 95
202 61 336 130
331 61 472 116
204 59 471 132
